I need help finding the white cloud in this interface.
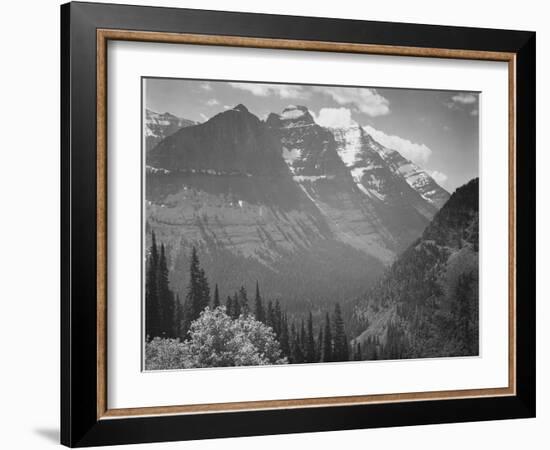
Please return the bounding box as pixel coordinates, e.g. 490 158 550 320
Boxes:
223 105 231 110
314 107 356 128
451 93 477 104
206 98 220 106
430 170 448 186
470 108 479 116
200 82 212 91
229 82 309 99
364 125 432 164
199 113 209 122
315 87 390 117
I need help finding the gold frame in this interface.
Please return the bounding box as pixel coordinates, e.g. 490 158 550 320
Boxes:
96 29 517 420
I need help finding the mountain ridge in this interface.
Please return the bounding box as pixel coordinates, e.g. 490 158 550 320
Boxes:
145 103 452 313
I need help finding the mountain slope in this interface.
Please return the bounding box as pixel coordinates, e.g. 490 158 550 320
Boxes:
145 109 197 152
331 126 449 214
146 105 386 312
353 178 479 359
267 106 437 259
145 103 453 315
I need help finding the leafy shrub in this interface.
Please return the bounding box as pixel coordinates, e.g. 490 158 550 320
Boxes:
145 307 287 370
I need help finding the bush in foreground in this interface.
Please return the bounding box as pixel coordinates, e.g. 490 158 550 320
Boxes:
145 307 287 370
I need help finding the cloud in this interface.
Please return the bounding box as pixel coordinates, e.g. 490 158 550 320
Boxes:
314 87 390 117
199 113 209 122
229 82 309 99
314 107 356 128
206 98 220 106
223 105 231 110
451 93 477 104
200 82 212 91
470 108 479 116
430 170 448 186
364 125 432 164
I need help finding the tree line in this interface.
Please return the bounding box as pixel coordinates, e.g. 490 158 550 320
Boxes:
145 234 354 364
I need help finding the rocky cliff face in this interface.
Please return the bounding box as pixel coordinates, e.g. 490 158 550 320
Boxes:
145 104 450 312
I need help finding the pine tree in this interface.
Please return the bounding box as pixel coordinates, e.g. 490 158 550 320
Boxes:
232 292 241 318
181 247 210 337
225 296 233 316
273 300 282 338
173 294 182 339
158 243 174 337
197 267 211 311
290 322 304 364
238 286 249 316
266 300 275 330
332 303 348 361
280 313 291 357
145 232 159 340
354 342 362 361
316 327 323 362
212 284 220 308
322 313 333 362
254 282 265 323
305 311 316 363
300 319 306 356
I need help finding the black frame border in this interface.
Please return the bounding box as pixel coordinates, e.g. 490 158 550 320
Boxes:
61 2 535 447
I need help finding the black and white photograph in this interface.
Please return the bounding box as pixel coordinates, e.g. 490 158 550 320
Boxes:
143 78 480 370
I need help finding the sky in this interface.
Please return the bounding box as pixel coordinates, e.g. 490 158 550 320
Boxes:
144 77 479 192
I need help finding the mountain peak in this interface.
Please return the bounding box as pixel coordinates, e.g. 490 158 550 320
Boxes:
281 105 310 120
232 103 249 113
266 105 315 128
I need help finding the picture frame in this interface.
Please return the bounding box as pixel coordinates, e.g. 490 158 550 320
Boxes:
60 1 535 447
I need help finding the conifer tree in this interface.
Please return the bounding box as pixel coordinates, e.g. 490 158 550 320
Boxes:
212 284 220 308
322 313 333 362
332 303 348 361
290 323 304 364
300 319 306 356
316 327 323 362
197 267 210 311
232 292 241 318
145 232 159 340
173 293 182 339
158 244 174 337
273 300 282 338
254 282 265 323
305 311 316 363
280 313 291 357
354 342 362 361
225 295 233 316
181 247 210 337
238 286 249 316
266 300 275 330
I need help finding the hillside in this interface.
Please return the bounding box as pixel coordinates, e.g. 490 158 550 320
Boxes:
353 178 479 359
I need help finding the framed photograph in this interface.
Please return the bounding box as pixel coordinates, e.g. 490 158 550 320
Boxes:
61 1 535 447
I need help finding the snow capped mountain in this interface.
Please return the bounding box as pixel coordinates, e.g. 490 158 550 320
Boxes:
329 125 450 218
145 109 197 152
378 151 450 209
145 103 451 312
267 106 449 259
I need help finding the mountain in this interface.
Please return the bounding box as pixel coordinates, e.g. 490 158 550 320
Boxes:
330 126 449 213
145 104 450 314
146 105 385 313
145 109 197 152
352 178 479 359
266 105 445 260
